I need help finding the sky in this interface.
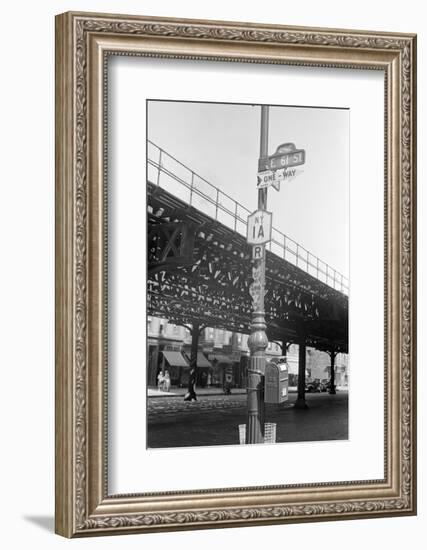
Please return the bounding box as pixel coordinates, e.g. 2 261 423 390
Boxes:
147 100 349 277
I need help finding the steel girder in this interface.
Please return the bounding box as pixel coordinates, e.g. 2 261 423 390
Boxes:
147 183 348 352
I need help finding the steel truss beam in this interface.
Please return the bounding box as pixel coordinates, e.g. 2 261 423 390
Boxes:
147 183 348 352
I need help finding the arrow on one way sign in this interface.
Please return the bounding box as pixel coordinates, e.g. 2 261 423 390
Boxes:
257 170 280 191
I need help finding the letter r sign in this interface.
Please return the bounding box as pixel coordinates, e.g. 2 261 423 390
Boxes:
252 245 265 260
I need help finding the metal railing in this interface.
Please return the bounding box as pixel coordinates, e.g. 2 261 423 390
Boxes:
148 140 349 295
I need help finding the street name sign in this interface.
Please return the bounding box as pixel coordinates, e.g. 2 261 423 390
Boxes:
246 210 272 245
258 142 305 172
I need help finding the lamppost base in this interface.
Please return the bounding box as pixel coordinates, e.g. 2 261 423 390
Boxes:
329 387 336 395
294 398 308 409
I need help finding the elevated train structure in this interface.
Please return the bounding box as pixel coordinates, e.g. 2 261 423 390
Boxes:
147 142 348 398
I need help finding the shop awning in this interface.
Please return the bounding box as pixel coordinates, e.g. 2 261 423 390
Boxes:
195 352 212 369
209 354 233 365
162 351 189 368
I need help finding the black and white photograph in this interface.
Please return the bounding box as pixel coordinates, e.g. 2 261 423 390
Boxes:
146 100 349 449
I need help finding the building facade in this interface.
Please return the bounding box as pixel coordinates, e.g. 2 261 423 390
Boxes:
147 316 348 389
147 316 283 389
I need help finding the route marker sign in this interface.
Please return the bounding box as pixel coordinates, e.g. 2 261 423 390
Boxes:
246 210 272 245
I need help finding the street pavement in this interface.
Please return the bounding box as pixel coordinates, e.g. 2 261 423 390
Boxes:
147 390 348 448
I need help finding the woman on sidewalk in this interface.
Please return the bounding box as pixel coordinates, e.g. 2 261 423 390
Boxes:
157 370 165 391
164 370 171 392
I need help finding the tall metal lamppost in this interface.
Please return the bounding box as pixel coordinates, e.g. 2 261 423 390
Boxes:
245 106 305 443
246 105 270 444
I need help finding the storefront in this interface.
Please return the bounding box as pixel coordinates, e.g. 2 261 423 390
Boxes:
160 350 189 387
189 352 212 387
209 355 234 387
162 350 213 387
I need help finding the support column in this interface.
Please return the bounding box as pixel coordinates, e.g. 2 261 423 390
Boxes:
294 333 308 409
181 322 206 387
184 322 206 398
189 322 200 370
148 345 159 386
329 350 337 394
161 353 166 376
189 322 207 387
281 340 288 357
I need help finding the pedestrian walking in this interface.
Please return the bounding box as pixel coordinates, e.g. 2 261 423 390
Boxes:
184 364 197 401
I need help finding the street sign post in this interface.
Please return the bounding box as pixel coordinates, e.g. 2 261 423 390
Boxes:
246 210 272 245
247 129 306 444
246 106 271 445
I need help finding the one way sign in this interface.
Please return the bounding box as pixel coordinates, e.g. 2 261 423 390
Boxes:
257 167 301 191
257 170 281 191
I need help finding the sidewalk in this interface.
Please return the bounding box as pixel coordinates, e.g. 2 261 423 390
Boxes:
148 385 347 398
148 386 247 398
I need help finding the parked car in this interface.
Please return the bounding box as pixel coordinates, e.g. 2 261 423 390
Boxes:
319 379 330 392
305 379 321 393
319 379 338 392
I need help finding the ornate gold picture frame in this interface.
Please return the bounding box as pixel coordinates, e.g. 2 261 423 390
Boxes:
55 11 416 537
